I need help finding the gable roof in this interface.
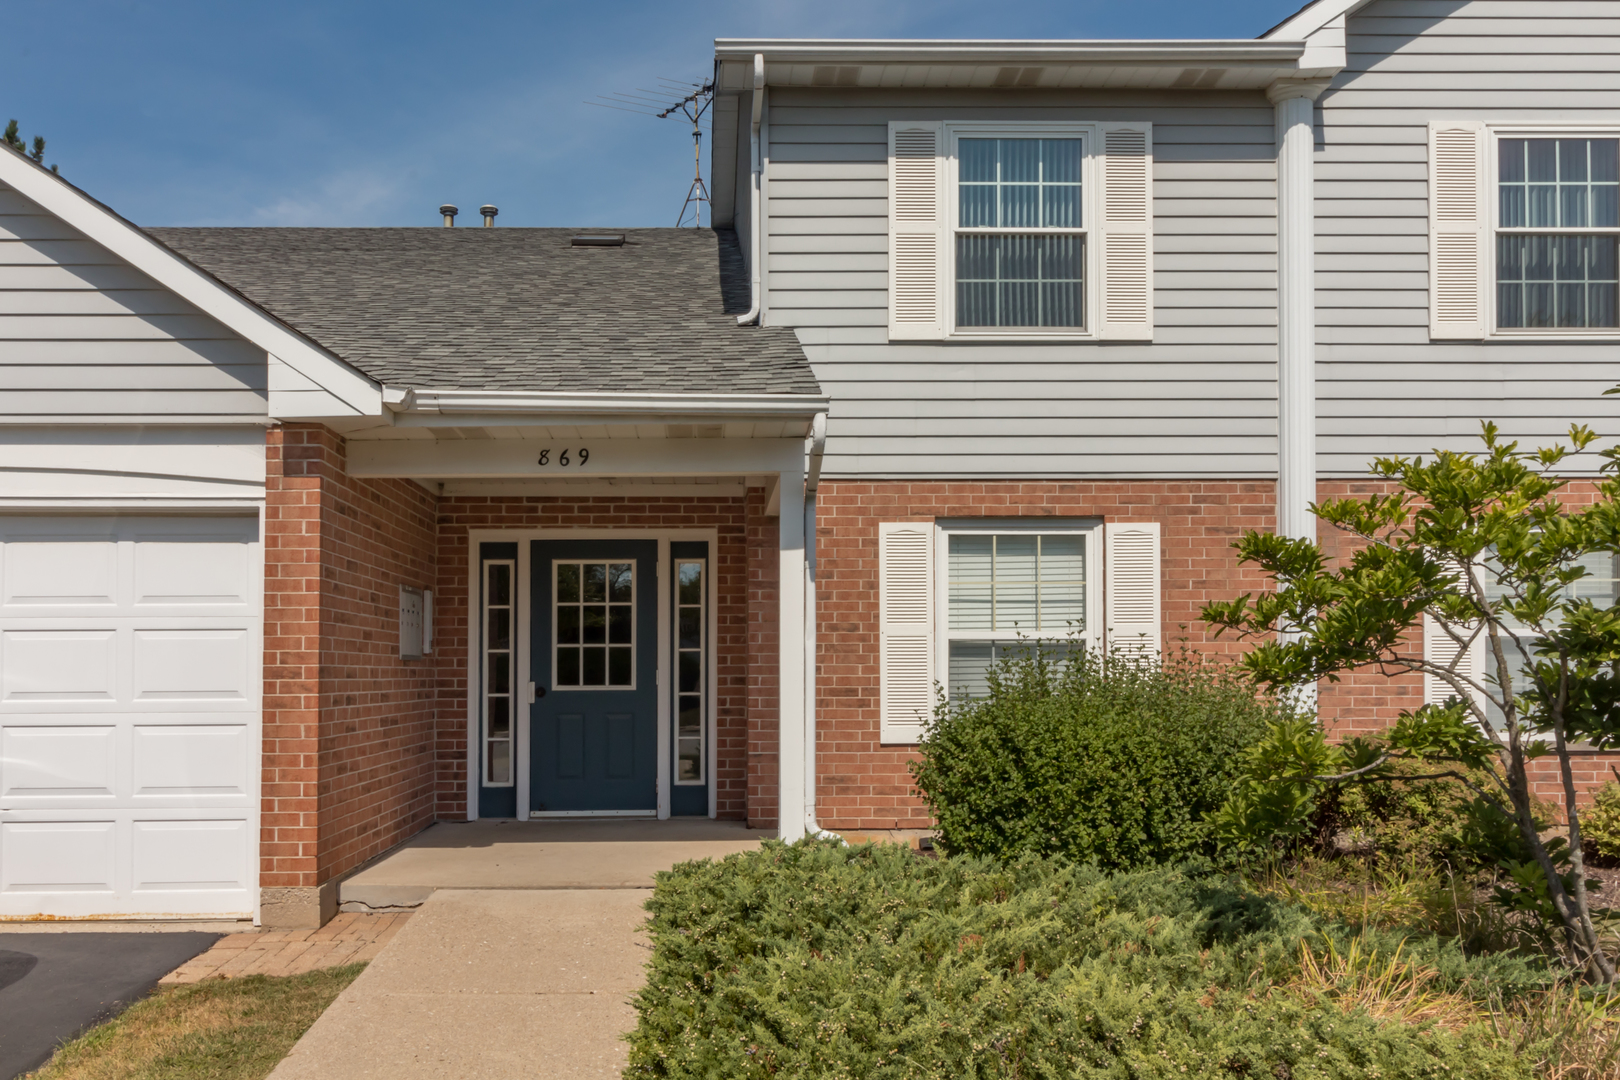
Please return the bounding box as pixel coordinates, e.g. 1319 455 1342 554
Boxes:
147 226 821 399
1260 0 1376 42
0 143 381 417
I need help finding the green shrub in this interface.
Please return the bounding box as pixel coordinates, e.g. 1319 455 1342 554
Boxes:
1307 762 1504 867
1581 780 1620 860
909 648 1287 868
627 842 1548 1080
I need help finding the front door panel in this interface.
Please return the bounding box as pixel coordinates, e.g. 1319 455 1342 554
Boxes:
530 540 658 813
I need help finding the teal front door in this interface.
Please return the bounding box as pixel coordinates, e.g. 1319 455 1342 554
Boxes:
530 540 658 813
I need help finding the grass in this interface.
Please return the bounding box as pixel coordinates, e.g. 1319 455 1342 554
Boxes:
1247 851 1557 954
25 964 364 1080
1249 854 1620 1078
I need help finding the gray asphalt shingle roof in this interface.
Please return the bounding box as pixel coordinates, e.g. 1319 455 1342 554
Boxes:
144 226 820 396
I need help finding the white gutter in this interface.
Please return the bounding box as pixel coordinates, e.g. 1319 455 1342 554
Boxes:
396 388 829 418
802 412 830 839
714 38 1306 64
737 53 766 327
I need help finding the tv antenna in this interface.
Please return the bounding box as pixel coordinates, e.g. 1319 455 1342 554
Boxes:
588 77 714 227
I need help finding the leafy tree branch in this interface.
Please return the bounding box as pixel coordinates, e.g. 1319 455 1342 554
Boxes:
1203 420 1620 982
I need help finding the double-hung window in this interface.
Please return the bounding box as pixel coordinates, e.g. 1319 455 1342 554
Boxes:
1479 553 1620 728
1428 554 1620 729
941 527 1095 699
1496 137 1620 329
1426 123 1620 338
953 134 1086 330
877 520 1159 743
886 121 1152 342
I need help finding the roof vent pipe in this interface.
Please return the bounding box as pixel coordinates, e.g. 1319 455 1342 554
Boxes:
439 204 458 227
480 204 498 227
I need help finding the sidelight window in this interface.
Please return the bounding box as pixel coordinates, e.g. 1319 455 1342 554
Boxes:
482 560 515 786
673 559 706 784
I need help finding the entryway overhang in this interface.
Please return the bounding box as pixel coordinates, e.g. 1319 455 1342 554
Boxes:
342 391 828 843
346 388 829 508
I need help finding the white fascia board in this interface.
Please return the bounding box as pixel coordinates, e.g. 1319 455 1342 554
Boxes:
713 39 1306 65
348 436 807 479
0 147 383 418
403 389 831 419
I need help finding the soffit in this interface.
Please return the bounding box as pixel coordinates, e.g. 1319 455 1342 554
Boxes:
714 39 1328 93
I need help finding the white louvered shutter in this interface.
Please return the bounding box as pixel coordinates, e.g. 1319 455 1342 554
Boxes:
888 122 947 340
1428 121 1488 339
1423 615 1485 706
879 522 935 743
1097 123 1154 341
1104 522 1162 657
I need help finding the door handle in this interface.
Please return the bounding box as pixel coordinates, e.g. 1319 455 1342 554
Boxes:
528 682 545 702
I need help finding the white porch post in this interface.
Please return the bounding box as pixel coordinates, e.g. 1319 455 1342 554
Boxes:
1269 79 1327 545
1270 78 1329 713
776 464 808 841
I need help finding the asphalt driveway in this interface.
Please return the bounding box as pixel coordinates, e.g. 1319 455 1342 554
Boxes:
0 932 220 1079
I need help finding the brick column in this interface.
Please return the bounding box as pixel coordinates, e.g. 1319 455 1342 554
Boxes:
261 425 339 927
745 485 780 829
260 425 440 928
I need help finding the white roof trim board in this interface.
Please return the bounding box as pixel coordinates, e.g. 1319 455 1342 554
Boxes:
0 145 383 419
713 40 1308 63
1260 0 1378 43
402 389 831 419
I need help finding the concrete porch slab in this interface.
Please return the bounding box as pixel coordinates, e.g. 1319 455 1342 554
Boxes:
339 818 763 910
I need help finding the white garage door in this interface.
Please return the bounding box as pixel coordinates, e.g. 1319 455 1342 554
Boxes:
0 514 260 920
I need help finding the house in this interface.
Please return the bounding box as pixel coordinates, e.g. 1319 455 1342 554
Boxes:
0 0 1616 928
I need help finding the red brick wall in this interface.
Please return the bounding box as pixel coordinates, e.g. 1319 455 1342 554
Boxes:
745 488 780 829
260 446 1620 874
812 479 1278 832
263 426 440 890
430 491 765 821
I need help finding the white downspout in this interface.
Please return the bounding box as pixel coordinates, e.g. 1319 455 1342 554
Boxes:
737 53 766 327
803 412 829 838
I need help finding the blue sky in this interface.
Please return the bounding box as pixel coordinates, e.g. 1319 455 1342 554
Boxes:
5 0 1305 228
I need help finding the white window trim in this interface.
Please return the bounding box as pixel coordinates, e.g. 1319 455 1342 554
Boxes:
931 519 1103 694
943 121 1099 342
1487 124 1620 341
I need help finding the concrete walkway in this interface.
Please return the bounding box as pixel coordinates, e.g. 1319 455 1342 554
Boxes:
341 818 761 909
270 891 645 1080
271 819 765 1079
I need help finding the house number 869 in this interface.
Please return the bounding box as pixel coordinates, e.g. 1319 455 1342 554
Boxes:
537 449 589 466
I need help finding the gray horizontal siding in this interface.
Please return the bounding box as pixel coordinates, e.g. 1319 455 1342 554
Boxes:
1317 0 1620 476
762 87 1280 479
0 182 267 422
